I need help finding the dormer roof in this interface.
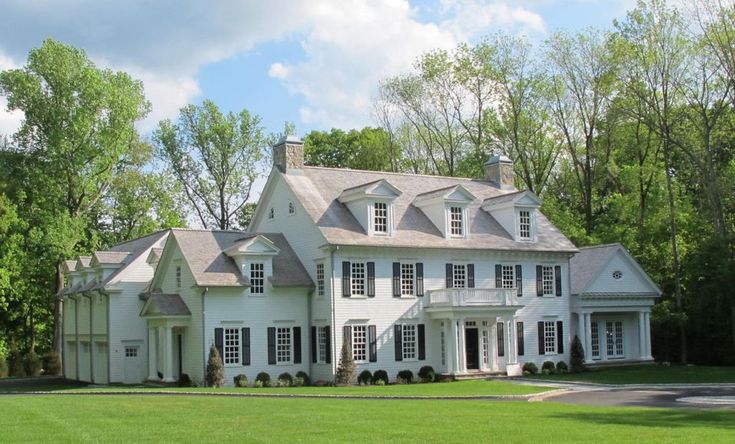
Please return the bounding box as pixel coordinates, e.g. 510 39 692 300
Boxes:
62 260 78 274
91 251 131 267
481 190 541 212
76 256 92 269
224 234 280 257
338 179 402 203
146 248 164 265
413 184 477 207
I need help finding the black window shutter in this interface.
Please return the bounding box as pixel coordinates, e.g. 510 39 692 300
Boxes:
416 263 424 296
311 326 317 363
537 322 545 354
394 324 403 361
368 325 377 362
495 264 502 288
367 262 375 297
557 321 564 354
418 324 426 360
555 265 562 297
343 325 352 351
497 322 505 357
392 262 401 297
342 261 351 297
267 327 276 365
467 264 475 288
293 327 302 363
214 328 224 360
536 265 543 296
516 322 524 356
324 326 331 364
445 263 453 288
242 327 250 366
516 265 523 297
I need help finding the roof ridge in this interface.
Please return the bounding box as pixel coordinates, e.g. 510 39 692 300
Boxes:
577 242 623 250
300 165 491 183
170 227 251 234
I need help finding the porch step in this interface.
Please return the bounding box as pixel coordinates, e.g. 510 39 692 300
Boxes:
586 359 655 369
442 371 507 381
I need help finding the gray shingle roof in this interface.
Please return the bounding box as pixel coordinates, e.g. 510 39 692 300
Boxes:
569 243 622 295
171 229 313 288
140 293 191 317
281 167 577 252
93 251 132 265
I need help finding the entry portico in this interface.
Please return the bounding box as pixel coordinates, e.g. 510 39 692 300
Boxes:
140 293 191 382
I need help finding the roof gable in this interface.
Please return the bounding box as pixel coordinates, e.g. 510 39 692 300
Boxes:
571 244 661 296
481 190 541 212
414 185 477 207
338 179 401 203
224 234 280 257
140 293 191 317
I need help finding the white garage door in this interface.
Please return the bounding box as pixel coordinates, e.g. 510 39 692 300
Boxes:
123 344 144 384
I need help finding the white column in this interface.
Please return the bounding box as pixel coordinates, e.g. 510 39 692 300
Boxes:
163 325 174 382
504 318 512 365
148 326 157 380
457 318 466 373
644 312 652 359
489 320 498 371
449 319 458 374
577 312 585 356
638 311 646 359
584 313 593 363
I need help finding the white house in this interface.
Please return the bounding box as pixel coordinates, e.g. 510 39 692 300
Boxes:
58 137 661 385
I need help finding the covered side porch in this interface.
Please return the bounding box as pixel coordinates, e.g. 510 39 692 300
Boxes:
140 293 191 383
426 288 523 376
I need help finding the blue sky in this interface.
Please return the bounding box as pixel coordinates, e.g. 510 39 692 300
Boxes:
0 0 636 138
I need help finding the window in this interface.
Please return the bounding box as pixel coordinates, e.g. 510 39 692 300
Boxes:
250 263 264 294
591 322 600 359
316 263 325 297
542 266 554 295
318 327 328 363
288 201 295 215
350 262 366 296
352 325 367 362
224 328 240 365
402 324 417 360
482 329 489 365
400 263 415 295
543 321 557 354
519 210 531 239
440 330 446 366
453 264 467 288
501 265 515 289
81 342 90 353
124 346 138 358
606 321 623 357
268 207 275 219
175 265 181 289
612 270 623 280
497 322 505 357
276 327 292 363
373 202 388 233
449 206 464 236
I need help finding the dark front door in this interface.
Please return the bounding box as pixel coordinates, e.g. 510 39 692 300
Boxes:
465 328 480 370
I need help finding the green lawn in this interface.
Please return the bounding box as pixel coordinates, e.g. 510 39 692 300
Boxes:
1 394 733 442
526 364 735 384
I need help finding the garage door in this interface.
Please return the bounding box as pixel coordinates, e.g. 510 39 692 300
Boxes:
95 342 108 384
123 344 144 384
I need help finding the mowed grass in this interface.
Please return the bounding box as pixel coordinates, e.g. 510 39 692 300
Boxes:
2 394 734 443
526 364 735 384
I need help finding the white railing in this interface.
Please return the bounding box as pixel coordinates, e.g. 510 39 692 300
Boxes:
426 288 521 307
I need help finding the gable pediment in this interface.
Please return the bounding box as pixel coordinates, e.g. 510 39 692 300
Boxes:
481 190 541 212
413 185 476 208
338 179 401 203
224 235 280 257
584 250 661 296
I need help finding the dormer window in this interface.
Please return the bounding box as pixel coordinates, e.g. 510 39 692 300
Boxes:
338 179 401 237
413 185 475 240
449 207 464 237
519 210 531 239
373 202 388 234
250 263 264 294
481 190 541 242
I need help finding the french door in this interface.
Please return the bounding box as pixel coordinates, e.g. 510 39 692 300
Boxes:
605 321 624 358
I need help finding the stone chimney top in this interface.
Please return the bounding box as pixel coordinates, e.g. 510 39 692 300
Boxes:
273 135 304 173
484 154 515 190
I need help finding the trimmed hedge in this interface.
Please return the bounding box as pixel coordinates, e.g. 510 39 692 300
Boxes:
358 369 372 385
372 369 389 385
396 369 414 384
277 372 293 387
295 371 310 386
522 362 538 375
234 374 248 387
255 372 272 387
418 366 435 383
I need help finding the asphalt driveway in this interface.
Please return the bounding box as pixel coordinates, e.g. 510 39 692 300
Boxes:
548 386 735 409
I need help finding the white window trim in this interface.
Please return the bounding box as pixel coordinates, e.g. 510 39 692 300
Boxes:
175 263 182 289
400 323 418 361
223 327 241 366
541 265 555 297
352 325 368 363
316 263 325 298
276 327 292 365
350 261 367 297
249 262 265 295
543 321 557 355
452 263 467 289
447 205 467 239
317 326 328 364
516 207 536 241
369 200 393 236
400 262 416 297
288 201 295 216
500 264 516 289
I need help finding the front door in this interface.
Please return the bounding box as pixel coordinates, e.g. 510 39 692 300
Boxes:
465 328 480 370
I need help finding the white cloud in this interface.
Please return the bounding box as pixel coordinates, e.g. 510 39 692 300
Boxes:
0 51 22 137
268 62 289 80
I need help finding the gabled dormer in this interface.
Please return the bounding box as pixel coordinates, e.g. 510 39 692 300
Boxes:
337 179 401 236
482 190 542 242
61 260 78 289
90 251 130 283
76 256 94 287
224 235 281 295
413 185 476 239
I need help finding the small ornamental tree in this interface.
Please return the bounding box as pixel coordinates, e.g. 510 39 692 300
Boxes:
335 339 356 385
570 335 586 373
205 345 225 387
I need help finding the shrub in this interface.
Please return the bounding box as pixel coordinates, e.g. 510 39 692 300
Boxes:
396 369 414 384
0 357 7 378
335 339 356 385
255 372 271 387
295 371 310 386
8 347 24 377
570 335 586 373
24 351 42 377
44 351 61 376
254 380 264 388
357 369 372 385
522 362 538 375
234 374 248 388
418 366 435 383
205 345 225 387
556 361 569 374
293 376 305 387
178 373 193 387
277 372 293 387
372 369 389 385
541 361 556 374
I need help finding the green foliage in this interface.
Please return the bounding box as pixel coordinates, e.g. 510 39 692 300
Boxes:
277 372 293 387
8 347 24 377
303 127 398 172
541 361 556 375
522 362 538 375
295 371 310 387
357 369 372 385
0 357 7 378
205 346 224 388
418 366 436 383
255 372 271 387
178 374 193 388
570 336 586 373
43 351 61 376
23 351 42 377
371 370 389 385
233 374 248 388
396 369 414 384
556 361 569 374
335 339 356 385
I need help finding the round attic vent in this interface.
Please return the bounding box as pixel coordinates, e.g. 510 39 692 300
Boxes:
612 270 623 280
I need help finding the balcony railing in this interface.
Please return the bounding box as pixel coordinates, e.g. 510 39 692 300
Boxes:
426 288 521 308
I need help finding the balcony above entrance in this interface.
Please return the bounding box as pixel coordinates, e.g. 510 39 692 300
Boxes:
426 288 522 309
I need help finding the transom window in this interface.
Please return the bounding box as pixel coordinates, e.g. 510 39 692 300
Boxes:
224 328 240 365
316 263 325 297
453 264 467 288
276 327 292 363
449 206 464 236
544 321 557 354
250 263 264 294
401 263 415 295
501 265 515 289
318 326 328 363
519 210 531 239
542 266 554 295
124 346 138 358
351 262 366 296
352 325 367 362
402 324 417 360
373 202 388 233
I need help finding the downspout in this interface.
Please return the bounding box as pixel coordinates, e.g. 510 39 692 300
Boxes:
330 246 339 376
201 287 208 381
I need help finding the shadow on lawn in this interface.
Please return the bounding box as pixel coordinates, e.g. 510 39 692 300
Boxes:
552 409 735 430
0 376 89 393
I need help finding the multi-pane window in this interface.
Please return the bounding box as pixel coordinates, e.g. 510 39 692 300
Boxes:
316 263 325 297
453 264 467 288
542 266 554 295
250 263 264 294
501 265 515 288
401 263 415 295
482 329 489 365
268 207 275 219
373 202 388 233
449 206 464 236
224 328 240 365
606 321 624 357
276 327 292 363
351 262 366 296
544 321 557 354
288 202 295 215
318 327 328 363
175 265 181 289
125 346 138 357
519 210 531 239
402 324 417 360
440 330 446 366
352 325 367 362
497 322 505 357
591 322 600 358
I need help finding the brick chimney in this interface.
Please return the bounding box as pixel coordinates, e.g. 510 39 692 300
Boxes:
484 154 515 190
273 136 304 173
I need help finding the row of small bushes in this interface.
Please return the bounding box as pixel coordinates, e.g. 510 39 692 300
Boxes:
355 366 437 385
0 351 61 378
522 360 569 376
233 371 312 388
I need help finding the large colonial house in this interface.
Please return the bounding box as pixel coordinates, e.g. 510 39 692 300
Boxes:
58 137 661 385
